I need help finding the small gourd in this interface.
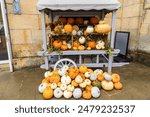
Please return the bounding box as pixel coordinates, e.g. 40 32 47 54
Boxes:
90 73 97 81
101 80 114 91
104 73 112 81
79 36 86 44
86 26 94 34
94 69 103 75
91 87 101 98
67 85 75 92
75 75 83 83
50 83 57 89
63 90 73 99
43 87 54 100
85 72 91 78
60 83 67 91
73 88 82 99
44 71 52 78
58 68 66 76
63 65 69 71
61 75 71 85
38 83 47 93
84 79 91 86
79 82 87 88
54 88 63 98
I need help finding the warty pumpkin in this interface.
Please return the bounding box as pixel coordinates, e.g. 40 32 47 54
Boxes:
53 40 62 49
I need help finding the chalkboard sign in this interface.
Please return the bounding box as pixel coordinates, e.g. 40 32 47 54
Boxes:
115 31 130 56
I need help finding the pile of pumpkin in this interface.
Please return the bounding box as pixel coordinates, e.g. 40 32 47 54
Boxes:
49 17 111 51
38 65 123 100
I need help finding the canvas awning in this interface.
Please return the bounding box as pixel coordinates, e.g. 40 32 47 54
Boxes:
36 0 121 11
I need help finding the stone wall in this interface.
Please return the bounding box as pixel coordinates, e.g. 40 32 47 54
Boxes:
5 0 49 69
3 0 150 69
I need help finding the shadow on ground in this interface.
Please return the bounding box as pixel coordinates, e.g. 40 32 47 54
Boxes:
0 62 150 100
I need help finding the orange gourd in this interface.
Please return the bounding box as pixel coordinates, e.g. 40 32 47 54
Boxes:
78 45 85 50
114 82 123 90
97 74 104 81
90 17 99 25
82 90 92 100
43 87 54 99
88 41 96 49
73 41 80 47
61 44 68 50
87 69 94 73
53 69 59 75
42 78 49 83
79 65 88 74
112 73 120 83
86 85 93 92
58 17 67 24
68 18 75 25
71 80 79 87
53 40 62 49
75 18 84 24
49 74 60 84
64 24 73 33
68 71 77 79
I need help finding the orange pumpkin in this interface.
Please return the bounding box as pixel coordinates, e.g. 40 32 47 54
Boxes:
67 18 75 25
61 44 68 50
112 73 120 83
78 45 85 50
87 69 94 73
42 78 49 83
57 82 61 87
90 17 99 25
71 80 79 87
58 17 67 24
79 65 88 74
49 74 60 84
73 41 80 47
54 25 63 32
95 21 111 34
88 41 96 49
43 87 54 99
97 74 104 81
53 69 59 75
64 24 73 33
68 71 77 79
114 82 123 90
75 18 84 24
82 90 92 100
86 85 93 91
53 40 62 49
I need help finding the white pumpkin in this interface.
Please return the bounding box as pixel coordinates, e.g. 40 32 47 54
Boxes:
44 71 52 78
72 30 77 36
94 69 103 75
67 85 75 92
79 82 87 88
73 88 82 99
60 83 67 91
63 65 69 71
84 79 91 85
50 83 57 89
101 80 114 91
61 75 71 85
79 36 86 44
54 88 63 98
97 40 105 46
91 87 101 98
86 26 94 34
38 83 47 93
77 30 83 36
104 73 112 81
63 90 73 99
85 72 91 78
90 73 97 81
96 44 105 50
75 75 83 83
58 68 66 76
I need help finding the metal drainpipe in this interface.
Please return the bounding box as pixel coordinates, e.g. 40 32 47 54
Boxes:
1 0 13 72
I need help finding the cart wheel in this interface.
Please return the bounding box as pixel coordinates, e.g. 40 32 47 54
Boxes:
54 58 77 70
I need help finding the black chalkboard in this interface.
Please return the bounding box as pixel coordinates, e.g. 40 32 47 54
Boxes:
115 31 130 56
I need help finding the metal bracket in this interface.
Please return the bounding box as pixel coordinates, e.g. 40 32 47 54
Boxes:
12 0 21 15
